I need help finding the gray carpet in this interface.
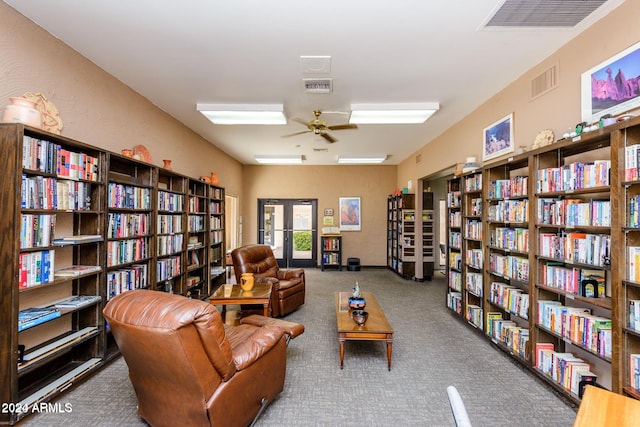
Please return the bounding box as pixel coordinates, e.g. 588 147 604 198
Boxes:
21 268 577 426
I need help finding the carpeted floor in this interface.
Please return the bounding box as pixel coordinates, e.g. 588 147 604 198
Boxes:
21 268 578 426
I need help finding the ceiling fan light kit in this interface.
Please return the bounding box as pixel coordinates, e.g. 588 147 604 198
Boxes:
349 102 440 124
196 103 287 125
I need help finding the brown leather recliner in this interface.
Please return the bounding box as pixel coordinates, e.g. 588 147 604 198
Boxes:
103 289 291 427
231 244 305 318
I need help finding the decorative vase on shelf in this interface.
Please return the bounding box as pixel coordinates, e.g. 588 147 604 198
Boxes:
121 149 133 158
210 171 219 186
1 97 43 129
163 159 172 170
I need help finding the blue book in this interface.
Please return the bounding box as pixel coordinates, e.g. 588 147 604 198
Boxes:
18 307 61 331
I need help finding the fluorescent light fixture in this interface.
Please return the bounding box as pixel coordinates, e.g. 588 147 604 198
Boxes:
254 155 302 164
196 103 287 125
349 102 440 124
337 155 387 164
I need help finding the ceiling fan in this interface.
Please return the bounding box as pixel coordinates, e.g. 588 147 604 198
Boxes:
282 110 357 143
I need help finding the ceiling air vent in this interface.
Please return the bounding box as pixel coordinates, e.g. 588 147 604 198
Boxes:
530 63 559 100
303 78 332 94
484 0 608 28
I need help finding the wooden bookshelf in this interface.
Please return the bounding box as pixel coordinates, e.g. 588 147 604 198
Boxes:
446 177 462 315
387 193 416 279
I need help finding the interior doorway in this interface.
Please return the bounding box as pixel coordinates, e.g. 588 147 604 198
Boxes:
257 199 317 268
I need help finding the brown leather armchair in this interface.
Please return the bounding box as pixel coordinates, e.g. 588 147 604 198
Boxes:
103 289 291 427
231 244 305 317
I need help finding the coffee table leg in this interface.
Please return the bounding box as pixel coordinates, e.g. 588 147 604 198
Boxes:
339 337 345 369
387 338 393 371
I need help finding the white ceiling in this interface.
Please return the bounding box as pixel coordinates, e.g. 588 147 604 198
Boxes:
4 0 625 165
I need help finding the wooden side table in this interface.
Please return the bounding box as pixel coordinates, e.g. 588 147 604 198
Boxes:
210 283 272 320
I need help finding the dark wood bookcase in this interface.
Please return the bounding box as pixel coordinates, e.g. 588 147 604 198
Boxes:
320 235 342 270
0 123 227 424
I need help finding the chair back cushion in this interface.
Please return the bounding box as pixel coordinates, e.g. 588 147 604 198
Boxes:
232 244 280 283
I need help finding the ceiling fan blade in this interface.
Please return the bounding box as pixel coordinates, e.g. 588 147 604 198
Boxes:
328 123 358 131
321 132 338 143
281 130 312 138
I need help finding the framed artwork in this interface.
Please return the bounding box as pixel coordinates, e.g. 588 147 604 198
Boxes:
339 197 361 231
483 113 514 161
581 41 640 123
324 208 334 216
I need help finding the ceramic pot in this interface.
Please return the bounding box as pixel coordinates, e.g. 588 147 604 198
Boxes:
163 159 172 170
121 149 133 158
210 171 219 185
240 273 255 291
2 97 42 128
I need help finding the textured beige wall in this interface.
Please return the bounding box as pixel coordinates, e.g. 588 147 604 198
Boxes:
0 2 243 197
242 165 397 265
399 0 640 185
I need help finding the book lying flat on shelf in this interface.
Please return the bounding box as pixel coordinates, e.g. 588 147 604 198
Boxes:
54 265 102 277
54 295 102 309
53 235 104 245
18 307 61 331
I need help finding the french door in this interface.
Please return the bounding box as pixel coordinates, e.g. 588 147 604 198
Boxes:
258 199 317 268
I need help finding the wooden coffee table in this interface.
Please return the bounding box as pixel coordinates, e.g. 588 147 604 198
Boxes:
210 283 272 320
335 291 394 370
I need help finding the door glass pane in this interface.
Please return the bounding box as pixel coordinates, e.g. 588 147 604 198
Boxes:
263 204 285 259
291 204 313 260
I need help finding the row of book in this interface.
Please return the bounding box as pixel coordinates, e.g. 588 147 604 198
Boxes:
464 174 482 192
447 191 461 208
535 342 597 397
487 199 529 223
624 143 640 182
538 232 610 267
469 198 482 216
465 272 483 297
106 238 148 267
448 271 462 292
22 135 100 181
488 227 529 252
537 301 612 358
157 191 184 212
322 253 340 265
488 253 530 282
630 354 640 391
106 264 148 300
22 175 93 210
188 195 205 213
19 250 55 288
447 292 462 314
107 212 150 239
158 214 183 234
488 176 529 199
449 251 462 271
535 160 611 193
449 231 461 249
465 248 483 270
540 263 606 297
449 211 461 227
486 312 529 359
157 256 181 281
20 214 55 249
489 282 529 319
628 247 640 282
210 201 222 214
629 300 640 331
465 219 482 240
210 215 222 230
466 305 483 329
628 195 640 228
210 230 224 245
108 183 151 210
537 198 611 227
322 238 340 250
188 215 205 232
157 234 184 257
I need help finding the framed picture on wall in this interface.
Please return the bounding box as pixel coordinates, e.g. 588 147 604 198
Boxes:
339 197 361 231
482 113 514 161
581 40 640 123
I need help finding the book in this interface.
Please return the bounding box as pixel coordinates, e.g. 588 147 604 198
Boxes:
18 307 61 331
54 295 102 309
54 265 102 277
53 235 103 245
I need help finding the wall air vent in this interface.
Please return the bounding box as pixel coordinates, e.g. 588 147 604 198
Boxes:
415 153 422 164
303 78 333 94
484 0 607 28
530 63 559 100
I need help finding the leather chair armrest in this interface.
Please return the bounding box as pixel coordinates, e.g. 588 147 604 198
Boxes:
277 268 305 280
230 325 286 370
